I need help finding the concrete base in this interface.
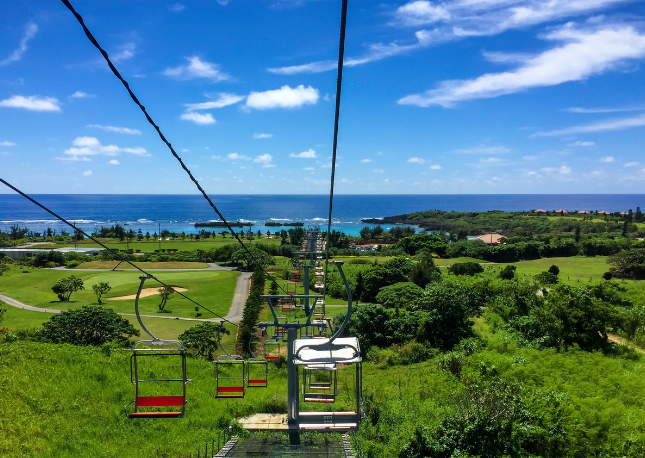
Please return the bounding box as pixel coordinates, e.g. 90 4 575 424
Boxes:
239 413 290 430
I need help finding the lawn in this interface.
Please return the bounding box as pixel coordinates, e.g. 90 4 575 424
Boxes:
434 256 488 266
74 261 209 270
0 265 239 319
32 236 281 253
482 256 611 283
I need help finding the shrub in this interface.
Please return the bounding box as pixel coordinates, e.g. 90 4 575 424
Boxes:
375 282 424 310
448 262 484 276
33 250 65 267
42 305 139 346
410 256 442 288
603 271 613 280
46 261 57 268
499 264 516 280
92 282 112 304
66 260 80 269
534 271 559 285
548 264 560 276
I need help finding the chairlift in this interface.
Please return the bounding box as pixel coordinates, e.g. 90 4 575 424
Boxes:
214 328 246 399
125 275 191 419
246 336 268 388
302 363 338 403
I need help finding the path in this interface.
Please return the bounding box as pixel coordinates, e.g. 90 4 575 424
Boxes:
0 268 252 324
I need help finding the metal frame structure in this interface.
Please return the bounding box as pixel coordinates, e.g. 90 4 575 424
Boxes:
246 338 269 388
214 330 246 399
125 275 191 419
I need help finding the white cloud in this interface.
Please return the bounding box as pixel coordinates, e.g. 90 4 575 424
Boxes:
0 141 16 147
541 165 571 174
254 153 275 167
625 162 640 167
253 133 272 139
456 145 510 154
430 164 442 169
180 112 216 125
0 95 61 112
112 43 136 62
169 3 186 11
373 169 385 173
164 56 230 82
399 25 645 107
290 149 317 158
87 124 141 135
523 155 538 161
61 136 149 160
566 106 645 114
0 22 37 66
227 153 250 161
599 156 615 162
108 159 120 165
70 91 95 99
268 30 434 75
479 157 502 163
304 167 315 171
407 157 425 164
568 141 595 147
533 113 645 137
246 85 318 110
55 155 91 162
394 1 450 27
361 159 372 163
82 170 92 176
183 93 244 111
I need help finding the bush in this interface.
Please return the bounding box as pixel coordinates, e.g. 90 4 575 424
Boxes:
179 322 229 360
46 261 57 268
499 264 516 280
448 262 484 276
534 271 559 285
33 250 65 267
410 256 442 288
548 264 560 275
42 305 139 346
66 260 80 269
603 271 613 280
375 282 424 310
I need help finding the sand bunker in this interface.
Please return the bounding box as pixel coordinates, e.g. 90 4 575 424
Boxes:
107 287 187 301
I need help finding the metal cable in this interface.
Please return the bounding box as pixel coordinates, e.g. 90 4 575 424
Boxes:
60 0 290 296
0 178 239 327
323 0 349 306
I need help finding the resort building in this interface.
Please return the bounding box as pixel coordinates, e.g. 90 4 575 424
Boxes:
0 247 103 260
476 233 504 245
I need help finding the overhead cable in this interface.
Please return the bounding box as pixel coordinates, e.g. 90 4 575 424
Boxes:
324 0 349 299
60 0 290 296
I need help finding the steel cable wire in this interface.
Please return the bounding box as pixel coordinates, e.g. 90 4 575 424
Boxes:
60 0 290 297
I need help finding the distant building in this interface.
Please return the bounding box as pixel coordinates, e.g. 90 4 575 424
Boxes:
534 209 547 213
0 247 103 260
555 209 568 214
598 211 610 215
476 234 504 245
576 210 588 214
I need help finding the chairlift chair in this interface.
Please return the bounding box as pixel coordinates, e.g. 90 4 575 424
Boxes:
246 337 268 388
125 275 192 419
214 329 246 399
302 363 338 403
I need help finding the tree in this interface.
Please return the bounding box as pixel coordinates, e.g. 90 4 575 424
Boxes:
34 250 65 267
548 264 560 276
0 264 9 277
92 282 111 304
158 285 174 312
608 249 645 279
42 305 139 346
636 206 643 223
179 322 229 360
360 258 413 302
575 224 581 242
448 262 484 276
372 225 384 238
359 226 372 240
269 280 279 295
375 282 424 310
51 275 84 302
499 264 516 280
534 271 559 285
410 256 442 288
137 229 143 241
231 247 275 270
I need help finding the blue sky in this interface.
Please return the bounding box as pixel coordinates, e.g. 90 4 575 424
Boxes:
1 0 645 195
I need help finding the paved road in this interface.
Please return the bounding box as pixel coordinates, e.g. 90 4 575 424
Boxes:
0 268 252 324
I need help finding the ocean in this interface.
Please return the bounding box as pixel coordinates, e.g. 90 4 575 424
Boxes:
1 194 644 237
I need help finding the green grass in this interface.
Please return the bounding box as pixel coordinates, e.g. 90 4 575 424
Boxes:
434 256 488 266
33 236 281 253
74 261 209 269
0 265 238 319
479 256 610 283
